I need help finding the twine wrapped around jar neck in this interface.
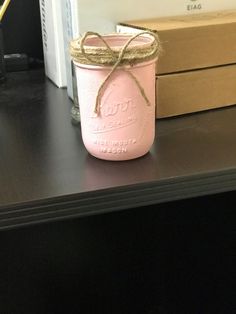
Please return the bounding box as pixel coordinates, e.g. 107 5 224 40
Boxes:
70 31 161 66
70 31 161 114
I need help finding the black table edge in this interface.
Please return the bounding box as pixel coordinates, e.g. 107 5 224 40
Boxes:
0 167 235 230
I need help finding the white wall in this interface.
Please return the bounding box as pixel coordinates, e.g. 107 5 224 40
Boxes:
77 0 236 34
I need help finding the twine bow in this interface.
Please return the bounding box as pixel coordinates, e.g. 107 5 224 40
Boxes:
70 31 161 115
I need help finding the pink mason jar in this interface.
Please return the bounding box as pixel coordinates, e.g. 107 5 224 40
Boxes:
70 31 160 161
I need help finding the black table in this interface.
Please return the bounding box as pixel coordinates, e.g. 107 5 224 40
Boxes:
1 70 236 230
0 70 235 314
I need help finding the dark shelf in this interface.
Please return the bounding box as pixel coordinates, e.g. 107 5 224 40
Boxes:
1 70 236 230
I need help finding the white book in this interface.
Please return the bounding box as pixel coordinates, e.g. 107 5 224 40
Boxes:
61 0 80 99
39 0 67 88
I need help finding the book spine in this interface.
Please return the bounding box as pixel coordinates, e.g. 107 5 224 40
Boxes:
70 0 80 38
61 0 80 99
39 0 67 88
68 0 80 122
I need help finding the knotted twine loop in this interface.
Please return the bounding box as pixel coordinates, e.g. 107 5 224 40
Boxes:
70 31 161 115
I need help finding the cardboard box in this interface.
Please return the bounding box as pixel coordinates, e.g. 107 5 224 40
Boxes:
117 10 236 74
156 64 236 118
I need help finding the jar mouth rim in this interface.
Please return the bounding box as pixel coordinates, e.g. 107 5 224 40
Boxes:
82 33 155 51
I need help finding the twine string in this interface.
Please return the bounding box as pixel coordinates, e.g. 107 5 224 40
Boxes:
80 31 117 65
71 31 161 114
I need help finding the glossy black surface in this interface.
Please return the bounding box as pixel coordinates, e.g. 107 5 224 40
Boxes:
1 70 236 229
